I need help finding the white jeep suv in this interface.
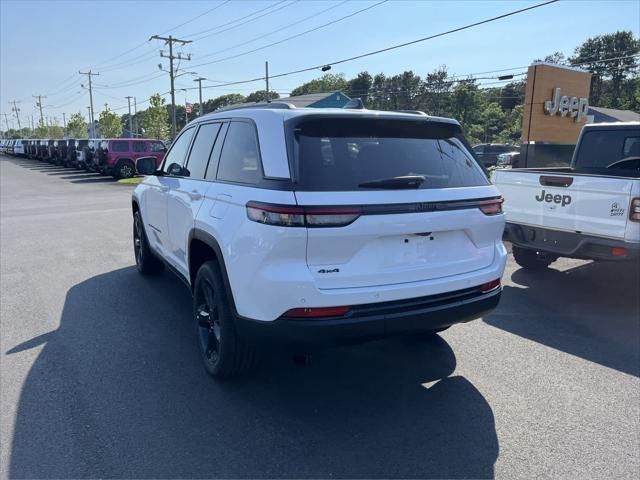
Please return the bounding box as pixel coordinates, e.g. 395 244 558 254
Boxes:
132 102 507 379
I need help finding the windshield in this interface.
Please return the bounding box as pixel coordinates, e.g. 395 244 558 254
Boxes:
289 117 489 191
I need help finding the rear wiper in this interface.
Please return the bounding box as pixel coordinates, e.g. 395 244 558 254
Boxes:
358 175 426 189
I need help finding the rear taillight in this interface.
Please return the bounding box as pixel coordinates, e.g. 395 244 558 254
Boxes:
630 198 640 222
479 198 504 215
246 202 361 228
479 278 501 292
283 306 351 318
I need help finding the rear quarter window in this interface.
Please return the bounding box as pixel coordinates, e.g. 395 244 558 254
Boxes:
289 118 489 191
111 141 129 152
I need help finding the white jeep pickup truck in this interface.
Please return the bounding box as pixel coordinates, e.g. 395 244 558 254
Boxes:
494 122 640 269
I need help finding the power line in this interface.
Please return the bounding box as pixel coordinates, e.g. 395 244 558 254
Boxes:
192 0 559 89
157 0 232 36
190 0 389 69
184 0 290 39
192 0 350 62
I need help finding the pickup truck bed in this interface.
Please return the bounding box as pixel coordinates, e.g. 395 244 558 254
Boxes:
494 122 640 269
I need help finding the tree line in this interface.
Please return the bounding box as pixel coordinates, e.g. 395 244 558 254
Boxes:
3 31 637 144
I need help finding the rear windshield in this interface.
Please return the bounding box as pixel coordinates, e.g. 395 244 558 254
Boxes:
575 129 640 174
289 118 489 191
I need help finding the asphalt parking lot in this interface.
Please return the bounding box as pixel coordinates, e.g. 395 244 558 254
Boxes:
1 155 639 479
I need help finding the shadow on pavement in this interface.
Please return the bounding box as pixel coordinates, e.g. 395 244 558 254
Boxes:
8 267 497 479
485 260 640 377
70 177 117 184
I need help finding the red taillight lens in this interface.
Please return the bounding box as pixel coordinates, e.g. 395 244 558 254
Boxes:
611 247 627 257
246 202 305 227
246 202 361 228
283 306 351 318
479 198 504 215
630 198 640 222
479 278 501 292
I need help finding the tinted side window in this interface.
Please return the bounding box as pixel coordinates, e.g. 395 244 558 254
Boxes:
185 123 222 180
150 141 165 152
162 127 195 174
112 141 129 152
132 141 146 152
217 122 261 184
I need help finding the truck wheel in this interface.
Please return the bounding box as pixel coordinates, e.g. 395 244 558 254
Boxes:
133 211 164 275
512 245 555 270
194 261 258 380
115 160 135 179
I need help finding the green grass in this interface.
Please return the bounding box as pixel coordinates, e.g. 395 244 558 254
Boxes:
118 176 143 184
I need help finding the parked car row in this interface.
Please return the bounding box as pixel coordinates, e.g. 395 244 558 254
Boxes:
1 138 167 178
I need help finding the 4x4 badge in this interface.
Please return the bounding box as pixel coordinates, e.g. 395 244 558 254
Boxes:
317 268 340 274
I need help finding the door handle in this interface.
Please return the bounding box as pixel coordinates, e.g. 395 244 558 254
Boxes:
189 190 202 201
539 175 573 187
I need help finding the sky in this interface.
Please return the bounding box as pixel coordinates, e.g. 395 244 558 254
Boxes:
0 0 638 129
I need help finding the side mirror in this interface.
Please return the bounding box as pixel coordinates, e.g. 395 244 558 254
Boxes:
136 156 157 176
167 162 183 176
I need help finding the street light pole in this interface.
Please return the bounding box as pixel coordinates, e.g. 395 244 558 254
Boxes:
133 97 138 137
125 96 133 137
265 61 270 103
10 100 22 129
193 77 205 116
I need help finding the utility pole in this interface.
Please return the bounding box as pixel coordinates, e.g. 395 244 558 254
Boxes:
193 77 205 116
79 70 99 137
87 107 92 137
125 96 133 137
265 61 270 103
33 95 46 127
150 34 192 139
10 100 22 129
133 97 138 137
62 113 67 136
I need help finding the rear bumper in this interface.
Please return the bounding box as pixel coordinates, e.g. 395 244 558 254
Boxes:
235 286 501 346
505 223 640 261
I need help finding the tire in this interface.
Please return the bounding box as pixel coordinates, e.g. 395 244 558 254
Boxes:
114 160 135 179
133 211 164 276
193 261 258 380
512 245 555 270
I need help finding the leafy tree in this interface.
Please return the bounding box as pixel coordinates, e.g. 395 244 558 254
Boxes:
142 94 170 140
290 73 348 96
66 112 88 138
570 31 640 107
245 90 280 103
419 67 451 116
533 51 566 64
98 105 123 138
450 80 482 130
33 121 48 138
204 94 246 112
347 71 373 104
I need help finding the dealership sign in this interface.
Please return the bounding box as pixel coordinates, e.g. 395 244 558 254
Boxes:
544 87 589 122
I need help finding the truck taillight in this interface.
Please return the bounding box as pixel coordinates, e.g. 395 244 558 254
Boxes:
630 198 640 222
479 198 504 215
246 202 360 228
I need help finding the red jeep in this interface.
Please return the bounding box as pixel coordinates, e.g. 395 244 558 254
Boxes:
96 139 166 178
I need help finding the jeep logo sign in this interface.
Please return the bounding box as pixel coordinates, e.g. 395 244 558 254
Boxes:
544 87 589 122
536 189 572 207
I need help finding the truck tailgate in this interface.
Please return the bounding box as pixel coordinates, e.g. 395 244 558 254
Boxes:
494 169 634 240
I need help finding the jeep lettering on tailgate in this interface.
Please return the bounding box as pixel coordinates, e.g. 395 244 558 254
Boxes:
535 189 572 207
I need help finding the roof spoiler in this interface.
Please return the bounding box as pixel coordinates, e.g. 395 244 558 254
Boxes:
343 98 365 110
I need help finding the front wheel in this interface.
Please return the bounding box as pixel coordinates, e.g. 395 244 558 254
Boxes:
133 211 164 275
194 261 258 380
512 245 556 270
114 161 135 179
